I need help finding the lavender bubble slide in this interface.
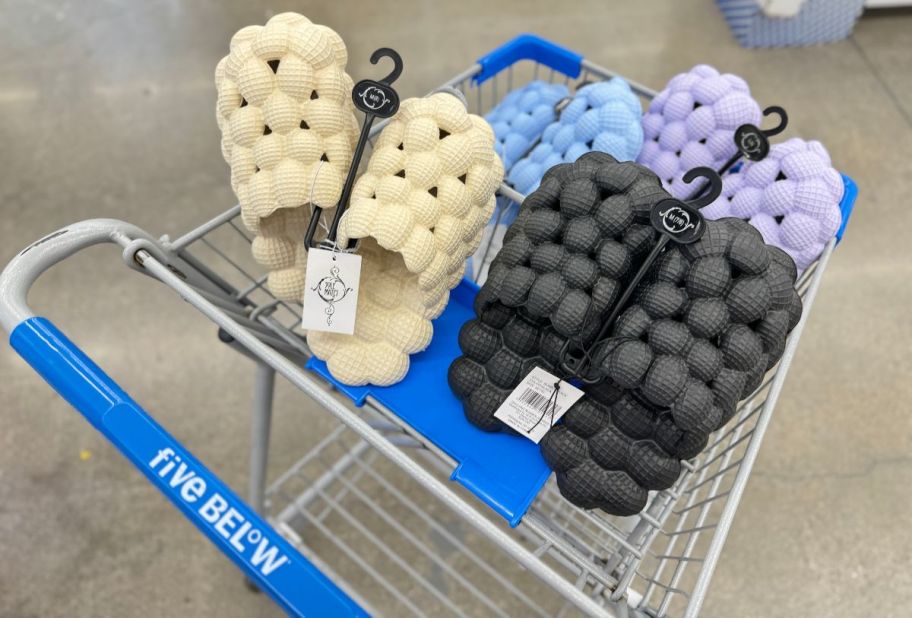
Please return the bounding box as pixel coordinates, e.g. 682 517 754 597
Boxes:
702 138 844 273
638 65 762 199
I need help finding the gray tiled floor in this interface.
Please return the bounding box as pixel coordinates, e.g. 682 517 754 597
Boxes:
1 2 909 616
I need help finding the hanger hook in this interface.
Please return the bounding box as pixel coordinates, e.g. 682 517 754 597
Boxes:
761 105 788 137
682 166 722 209
370 48 403 85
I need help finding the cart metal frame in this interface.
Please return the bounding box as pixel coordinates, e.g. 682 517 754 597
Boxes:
0 35 856 617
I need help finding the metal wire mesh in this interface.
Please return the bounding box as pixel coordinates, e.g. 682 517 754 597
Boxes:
148 59 837 617
265 409 583 618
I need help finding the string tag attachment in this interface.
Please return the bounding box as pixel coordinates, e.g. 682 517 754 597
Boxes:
301 246 362 335
494 367 584 443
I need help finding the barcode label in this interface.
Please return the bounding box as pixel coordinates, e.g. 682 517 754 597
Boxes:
494 367 584 444
518 388 555 414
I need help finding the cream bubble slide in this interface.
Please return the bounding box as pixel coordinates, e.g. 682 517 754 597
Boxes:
217 13 503 387
308 93 504 385
216 12 359 300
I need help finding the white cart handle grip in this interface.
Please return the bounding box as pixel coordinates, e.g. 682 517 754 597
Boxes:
0 221 367 617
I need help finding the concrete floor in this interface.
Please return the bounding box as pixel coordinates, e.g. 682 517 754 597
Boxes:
1 1 910 616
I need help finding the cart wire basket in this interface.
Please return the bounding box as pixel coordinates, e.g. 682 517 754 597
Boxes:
0 35 857 618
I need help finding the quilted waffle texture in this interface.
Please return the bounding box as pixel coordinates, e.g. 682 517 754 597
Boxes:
508 80 645 195
600 217 804 427
308 93 504 386
215 12 359 299
449 302 564 432
469 81 568 284
541 383 680 515
485 80 569 170
541 217 804 514
250 207 312 299
449 152 666 431
702 138 844 272
637 65 762 199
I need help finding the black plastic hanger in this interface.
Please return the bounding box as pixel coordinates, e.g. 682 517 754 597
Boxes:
305 48 404 250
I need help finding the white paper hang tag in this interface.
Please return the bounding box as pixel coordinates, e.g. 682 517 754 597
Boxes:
301 248 362 335
494 367 585 443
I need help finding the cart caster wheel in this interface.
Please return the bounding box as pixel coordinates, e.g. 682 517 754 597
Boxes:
244 577 262 594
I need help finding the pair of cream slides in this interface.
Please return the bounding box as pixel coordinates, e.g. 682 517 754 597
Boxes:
215 13 504 386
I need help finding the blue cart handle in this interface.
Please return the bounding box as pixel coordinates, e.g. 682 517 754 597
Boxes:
475 34 583 84
0 221 367 618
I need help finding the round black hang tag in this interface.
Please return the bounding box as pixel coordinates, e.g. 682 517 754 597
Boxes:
352 79 399 118
733 123 769 161
651 199 705 244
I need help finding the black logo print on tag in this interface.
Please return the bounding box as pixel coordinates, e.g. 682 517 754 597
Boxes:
734 123 770 162
651 199 705 244
312 265 354 326
353 80 399 118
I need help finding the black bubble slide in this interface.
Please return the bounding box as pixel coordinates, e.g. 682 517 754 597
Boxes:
448 151 803 516
449 152 665 430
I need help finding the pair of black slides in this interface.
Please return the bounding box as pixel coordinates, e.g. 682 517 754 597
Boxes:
449 152 801 515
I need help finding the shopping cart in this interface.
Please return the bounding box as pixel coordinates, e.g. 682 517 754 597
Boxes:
0 35 857 617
